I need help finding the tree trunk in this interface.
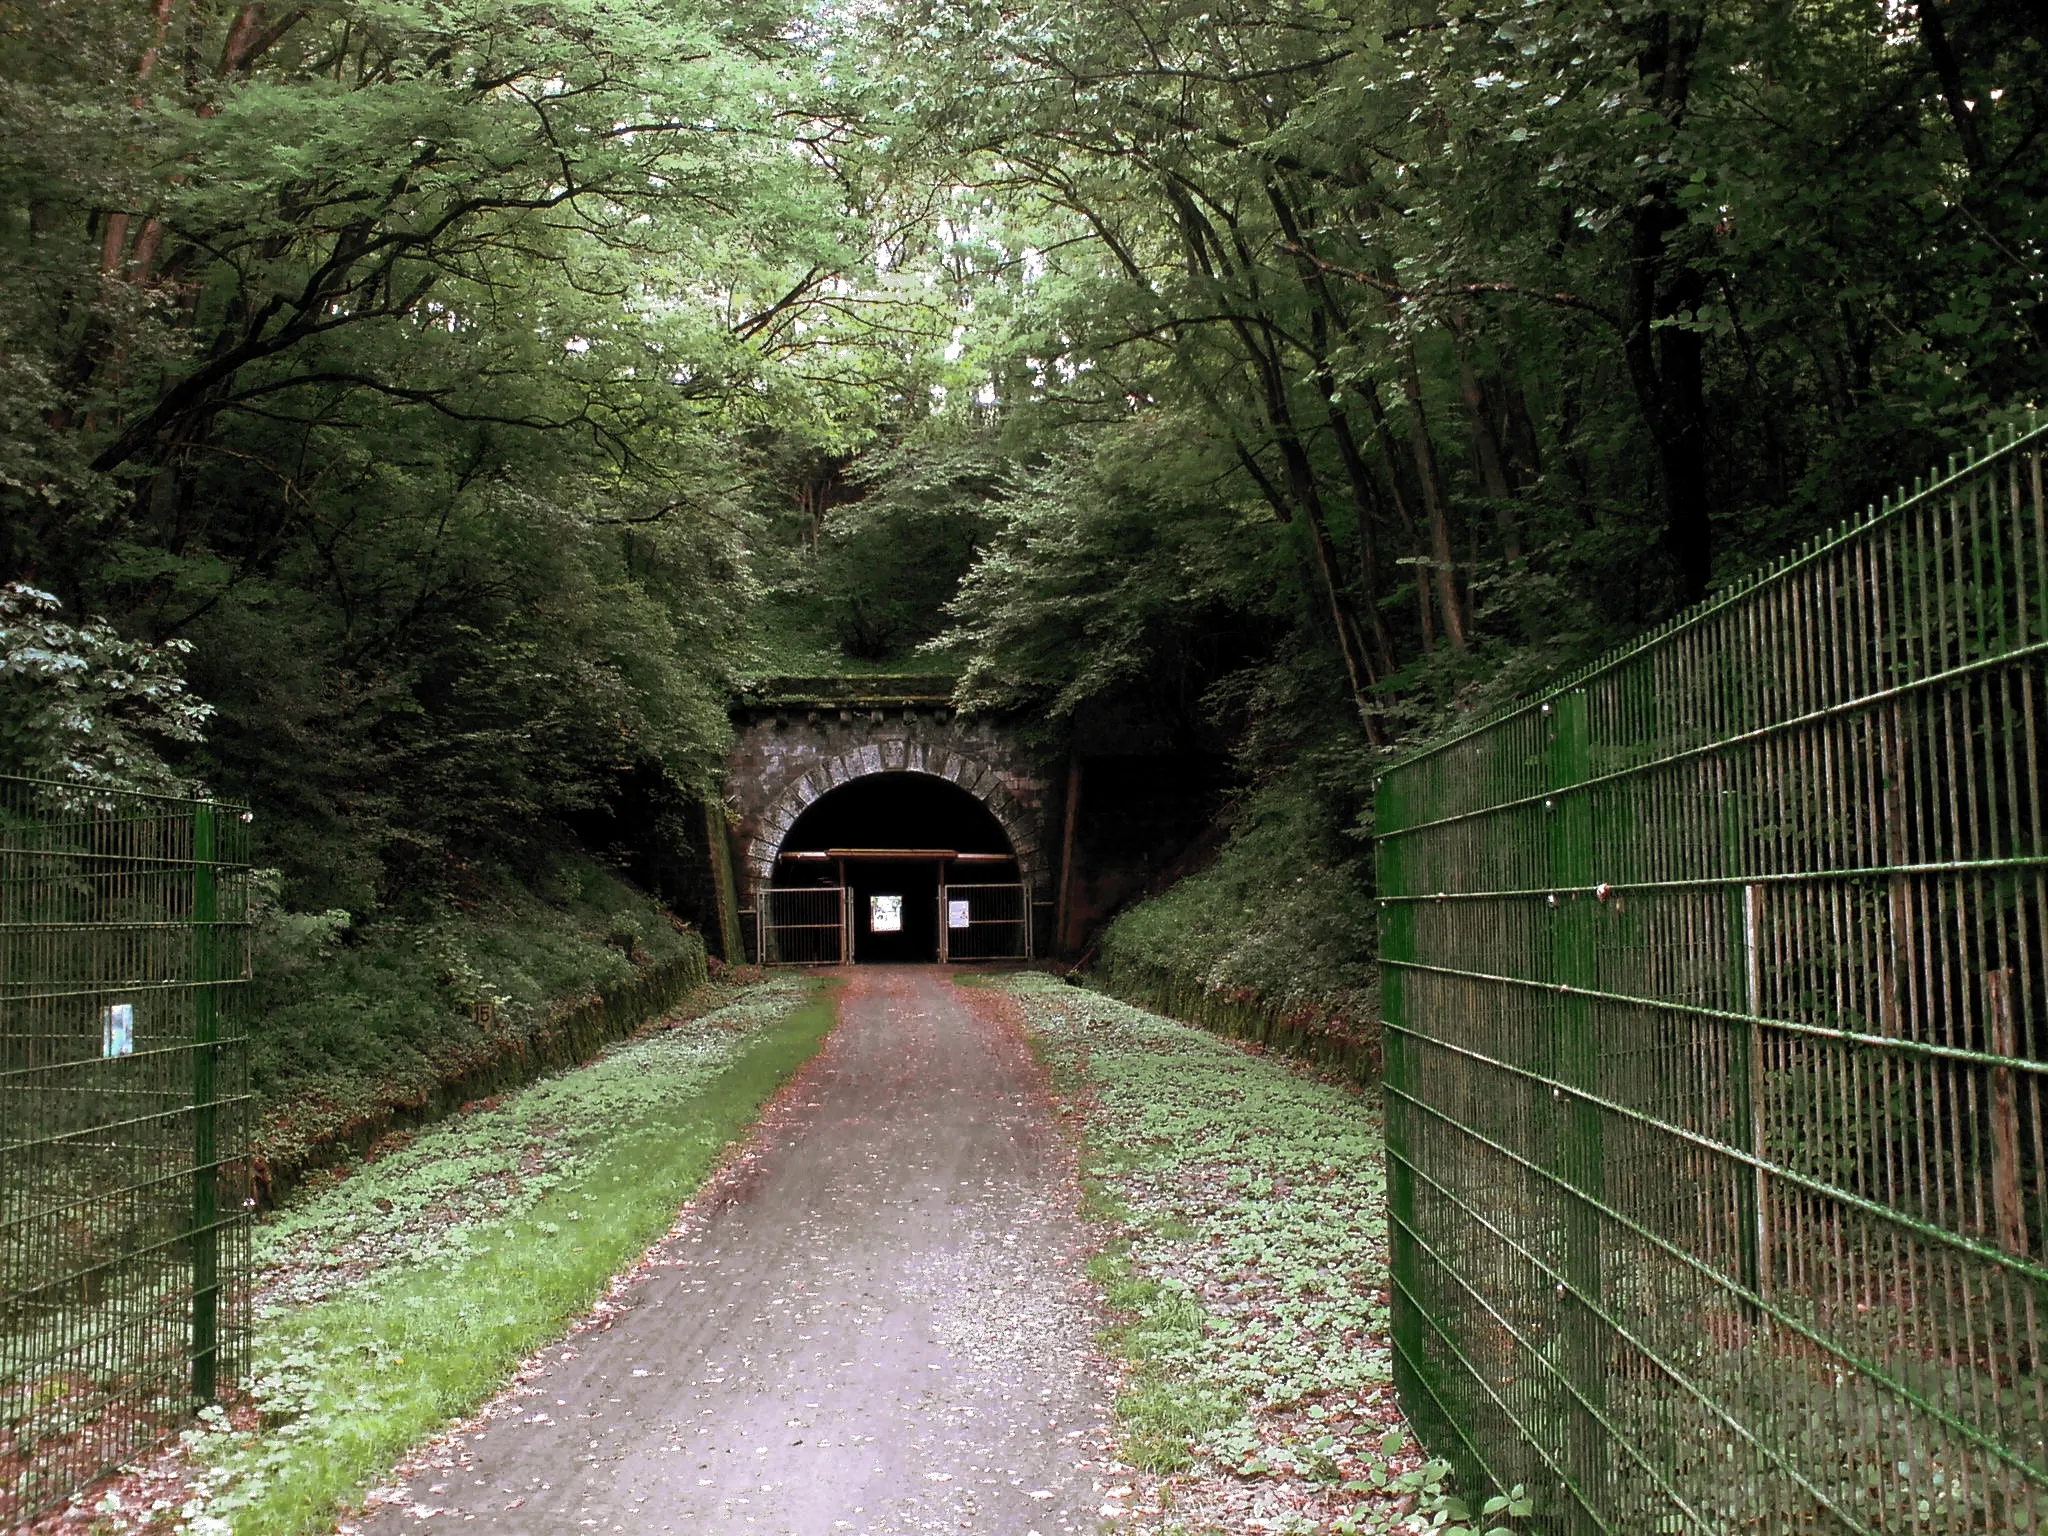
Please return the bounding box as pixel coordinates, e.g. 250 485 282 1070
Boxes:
1401 361 1468 650
1914 0 1987 173
1451 319 1522 560
1278 436 1387 742
1618 8 1714 603
1164 182 1386 734
1329 414 1400 678
1358 378 1436 651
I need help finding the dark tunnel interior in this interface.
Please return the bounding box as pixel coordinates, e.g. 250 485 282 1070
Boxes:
770 774 1018 962
777 774 1014 856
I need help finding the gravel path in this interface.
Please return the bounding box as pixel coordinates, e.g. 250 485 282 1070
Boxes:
352 967 1111 1536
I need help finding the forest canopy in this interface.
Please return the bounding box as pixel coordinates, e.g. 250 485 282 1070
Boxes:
2 0 2041 914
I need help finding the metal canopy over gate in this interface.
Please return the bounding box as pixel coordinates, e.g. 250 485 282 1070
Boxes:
757 886 848 965
1 776 253 1524
1376 419 2048 1532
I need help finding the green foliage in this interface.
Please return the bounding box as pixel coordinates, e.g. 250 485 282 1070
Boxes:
179 978 835 1536
0 0 891 919
1004 973 1521 1530
11 0 2025 960
181 476 751 913
1333 1449 1535 1536
1098 774 1377 1028
943 420 1291 718
1086 1250 1242 1473
744 428 1014 672
818 431 1014 659
0 581 212 791
245 851 702 1169
839 0 2047 914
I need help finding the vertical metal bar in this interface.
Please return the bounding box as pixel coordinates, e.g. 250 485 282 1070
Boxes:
1547 689 1605 1529
1722 786 1767 1309
1375 770 1425 1456
190 802 219 1404
1987 969 2027 1257
1743 882 1770 1301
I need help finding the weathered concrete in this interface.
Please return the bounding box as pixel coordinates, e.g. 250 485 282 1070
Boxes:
726 701 1059 891
352 970 1111 1536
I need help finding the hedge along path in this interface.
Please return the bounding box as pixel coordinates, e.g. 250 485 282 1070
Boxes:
990 974 1503 1536
251 945 714 1210
151 978 839 1536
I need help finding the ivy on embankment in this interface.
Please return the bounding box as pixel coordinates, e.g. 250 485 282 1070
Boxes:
171 979 835 1536
998 975 1526 1536
1091 777 1380 1081
246 856 712 1204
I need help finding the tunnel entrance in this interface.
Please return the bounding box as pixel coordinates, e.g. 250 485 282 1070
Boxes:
846 858 939 963
765 774 1024 963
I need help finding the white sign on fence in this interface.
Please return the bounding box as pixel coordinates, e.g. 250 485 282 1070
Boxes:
870 894 902 933
947 899 972 929
102 1003 134 1058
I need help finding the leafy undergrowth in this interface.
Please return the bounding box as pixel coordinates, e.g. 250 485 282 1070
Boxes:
999 974 1525 1536
1095 776 1379 1075
248 852 710 1189
51 978 833 1536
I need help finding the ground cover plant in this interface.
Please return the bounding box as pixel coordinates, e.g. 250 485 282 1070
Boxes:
1094 775 1380 1076
245 851 709 1189
55 978 834 1536
996 973 1526 1536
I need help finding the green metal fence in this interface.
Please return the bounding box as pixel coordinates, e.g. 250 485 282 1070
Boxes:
1376 417 2048 1533
0 777 251 1524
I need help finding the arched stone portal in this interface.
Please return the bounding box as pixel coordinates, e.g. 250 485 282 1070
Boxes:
724 683 1060 953
747 742 1043 882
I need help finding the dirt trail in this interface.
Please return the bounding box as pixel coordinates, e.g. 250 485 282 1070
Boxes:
352 967 1111 1535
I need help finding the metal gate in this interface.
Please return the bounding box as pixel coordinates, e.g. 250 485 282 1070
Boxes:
758 886 847 965
1 777 253 1523
1376 417 2048 1532
941 883 1031 962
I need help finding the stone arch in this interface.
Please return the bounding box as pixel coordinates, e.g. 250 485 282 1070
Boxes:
744 739 1047 890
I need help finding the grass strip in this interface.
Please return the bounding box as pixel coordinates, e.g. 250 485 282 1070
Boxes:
994 973 1522 1535
1085 1250 1241 1475
181 979 837 1536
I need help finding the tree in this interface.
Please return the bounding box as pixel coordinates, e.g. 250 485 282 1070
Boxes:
0 0 892 904
848 0 2043 760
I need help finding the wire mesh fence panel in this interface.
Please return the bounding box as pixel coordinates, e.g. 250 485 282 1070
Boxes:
941 883 1030 962
759 887 846 965
0 777 252 1524
1376 418 2048 1534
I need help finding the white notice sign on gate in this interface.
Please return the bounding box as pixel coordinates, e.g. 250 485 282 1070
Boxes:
947 899 972 930
870 894 902 932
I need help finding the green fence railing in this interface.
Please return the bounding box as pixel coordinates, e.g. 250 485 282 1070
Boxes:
1376 416 2048 1533
0 778 252 1524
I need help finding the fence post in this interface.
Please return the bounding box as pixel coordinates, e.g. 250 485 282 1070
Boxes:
1720 793 1767 1308
190 802 220 1403
1374 770 1426 1434
1545 691 1604 1529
